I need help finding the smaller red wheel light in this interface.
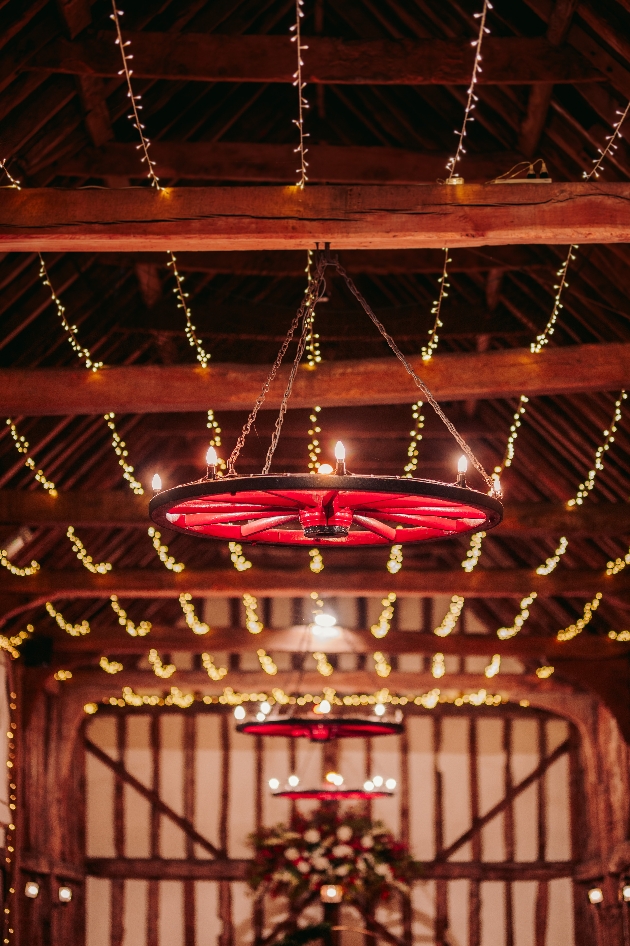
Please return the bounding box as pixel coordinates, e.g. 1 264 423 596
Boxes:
272 787 393 800
237 717 403 741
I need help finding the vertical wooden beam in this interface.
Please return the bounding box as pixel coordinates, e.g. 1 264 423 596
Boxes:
399 728 412 946
253 735 264 946
568 725 588 946
183 715 196 946
503 720 515 946
147 715 160 946
218 714 233 946
534 881 549 946
468 719 480 946
433 717 448 946
111 717 125 946
537 721 547 863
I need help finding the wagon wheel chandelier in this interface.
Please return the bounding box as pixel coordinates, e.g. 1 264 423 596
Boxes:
150 247 503 547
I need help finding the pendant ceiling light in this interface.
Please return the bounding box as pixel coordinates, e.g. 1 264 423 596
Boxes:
236 716 404 741
150 248 503 546
268 771 396 801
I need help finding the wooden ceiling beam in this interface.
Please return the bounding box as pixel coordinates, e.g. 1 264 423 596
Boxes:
2 184 629 252
1 566 626 599
27 34 603 85
49 143 525 185
52 625 629 659
2 492 629 536
94 247 550 276
3 342 628 414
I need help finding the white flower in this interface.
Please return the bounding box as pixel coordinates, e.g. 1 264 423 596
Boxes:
297 860 311 874
285 847 301 861
304 829 321 844
332 844 353 858
336 825 353 842
311 855 330 871
374 862 392 878
361 834 374 849
335 863 351 876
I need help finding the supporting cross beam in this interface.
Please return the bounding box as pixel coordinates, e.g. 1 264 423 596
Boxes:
0 566 626 598
27 34 602 84
2 342 628 414
2 493 628 536
1 184 630 251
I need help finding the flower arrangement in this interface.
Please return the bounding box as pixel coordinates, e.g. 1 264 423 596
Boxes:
248 807 414 908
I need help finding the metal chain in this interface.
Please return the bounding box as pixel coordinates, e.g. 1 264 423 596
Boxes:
331 258 495 493
227 257 327 474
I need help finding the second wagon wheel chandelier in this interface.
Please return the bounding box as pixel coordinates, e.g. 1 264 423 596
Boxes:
150 247 503 546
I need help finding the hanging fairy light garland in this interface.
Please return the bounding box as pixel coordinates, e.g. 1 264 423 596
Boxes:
45 602 91 637
110 596 151 637
290 0 309 188
109 1 210 367
583 101 630 179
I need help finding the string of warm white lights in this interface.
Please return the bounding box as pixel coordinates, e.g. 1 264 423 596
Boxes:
370 594 397 639
313 652 334 677
67 526 112 574
567 392 626 506
307 406 322 471
386 545 403 575
495 396 529 475
606 548 630 576
202 653 228 681
403 401 425 477
4 682 18 946
148 649 176 679
178 594 209 636
0 628 31 660
100 656 123 674
536 537 568 576
462 532 485 572
583 101 630 179
556 593 602 641
109 2 210 367
39 256 103 371
229 542 252 571
104 413 144 495
110 595 151 637
431 653 446 679
536 665 554 679
421 251 451 362
373 652 391 679
530 246 576 354
207 410 226 472
484 654 501 678
243 593 264 634
0 551 39 577
6 420 57 495
496 593 537 641
257 649 278 676
446 0 492 181
96 685 505 712
45 602 91 637
148 527 184 572
309 548 324 573
434 595 465 637
290 0 309 188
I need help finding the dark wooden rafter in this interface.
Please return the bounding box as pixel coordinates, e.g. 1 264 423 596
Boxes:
26 34 604 84
3 185 630 252
3 341 629 414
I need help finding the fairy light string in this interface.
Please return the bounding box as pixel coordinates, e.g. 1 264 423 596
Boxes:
202 653 228 681
243 594 263 634
434 596 465 637
109 2 210 367
6 420 57 495
313 652 334 677
290 0 309 188
421 251 451 362
148 527 184 572
46 602 90 637
530 246 577 354
4 682 18 946
148 649 176 679
556 593 602 641
229 542 252 572
67 526 112 574
373 652 391 679
583 100 630 179
370 594 397 639
307 406 322 472
403 401 425 477
110 596 151 637
39 256 103 371
100 657 123 674
567 392 626 506
0 552 39 578
179 594 209 636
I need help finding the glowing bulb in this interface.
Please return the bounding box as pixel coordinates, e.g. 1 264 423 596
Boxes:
326 887 337 899
24 881 39 899
623 885 630 902
588 887 603 904
288 774 299 787
326 771 340 784
58 886 72 903
457 455 467 474
256 712 265 721
318 699 331 714
233 706 245 720
492 473 502 494
385 778 396 790
334 441 345 461
268 778 280 790
334 773 344 786
374 703 385 716
151 473 162 491
318 463 334 475
314 612 336 627
363 780 374 791
372 775 383 788
206 446 218 465
260 701 271 714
